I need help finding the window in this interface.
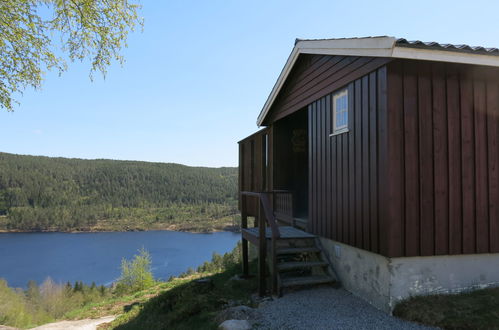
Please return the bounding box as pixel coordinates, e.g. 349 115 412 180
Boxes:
331 89 349 135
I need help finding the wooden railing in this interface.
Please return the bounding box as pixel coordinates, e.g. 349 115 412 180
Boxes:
272 190 294 225
240 191 281 296
240 191 281 238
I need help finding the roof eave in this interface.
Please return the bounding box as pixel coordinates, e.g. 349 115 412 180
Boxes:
392 46 499 67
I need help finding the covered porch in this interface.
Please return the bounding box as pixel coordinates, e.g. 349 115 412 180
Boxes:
238 117 337 296
238 107 309 227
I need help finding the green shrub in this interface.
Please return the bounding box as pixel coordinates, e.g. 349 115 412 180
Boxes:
115 248 155 294
195 241 242 274
109 243 256 330
0 279 36 328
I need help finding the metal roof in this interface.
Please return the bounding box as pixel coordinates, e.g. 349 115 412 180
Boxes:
294 36 499 56
395 38 499 56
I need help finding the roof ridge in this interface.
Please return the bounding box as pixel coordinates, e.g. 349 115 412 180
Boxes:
295 36 392 45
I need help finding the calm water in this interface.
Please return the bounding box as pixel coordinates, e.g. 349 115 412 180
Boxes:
0 231 240 288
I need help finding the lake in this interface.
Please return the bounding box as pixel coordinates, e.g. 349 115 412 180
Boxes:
0 230 240 288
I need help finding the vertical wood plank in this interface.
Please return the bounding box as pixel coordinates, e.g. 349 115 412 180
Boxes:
387 61 405 257
377 66 389 256
325 94 332 239
369 71 379 253
354 79 363 247
337 134 344 242
268 127 273 193
343 122 349 242
362 75 371 250
252 140 256 192
239 143 244 211
474 80 489 253
315 100 321 235
308 104 314 232
447 69 463 255
246 141 255 213
433 65 449 255
418 64 435 256
348 83 356 245
331 118 338 240
254 134 262 192
403 63 420 256
321 96 327 236
487 81 499 253
313 101 318 234
461 77 476 254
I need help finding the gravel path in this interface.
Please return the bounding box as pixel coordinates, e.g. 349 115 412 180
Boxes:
253 287 435 330
31 316 116 330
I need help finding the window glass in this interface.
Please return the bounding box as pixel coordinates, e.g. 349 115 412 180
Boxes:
332 89 348 134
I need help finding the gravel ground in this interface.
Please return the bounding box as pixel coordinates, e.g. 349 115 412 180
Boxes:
253 287 435 330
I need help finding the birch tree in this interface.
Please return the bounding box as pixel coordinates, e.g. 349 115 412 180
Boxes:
0 0 142 111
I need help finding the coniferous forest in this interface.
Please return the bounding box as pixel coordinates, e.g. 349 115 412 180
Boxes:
0 152 238 232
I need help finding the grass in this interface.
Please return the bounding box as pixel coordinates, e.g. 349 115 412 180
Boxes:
60 244 258 330
63 265 257 330
394 286 499 329
106 263 257 329
64 279 193 321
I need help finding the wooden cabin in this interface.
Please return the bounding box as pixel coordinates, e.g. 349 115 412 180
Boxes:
238 36 499 312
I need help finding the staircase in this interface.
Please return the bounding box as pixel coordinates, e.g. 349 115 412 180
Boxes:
240 191 339 297
273 235 337 296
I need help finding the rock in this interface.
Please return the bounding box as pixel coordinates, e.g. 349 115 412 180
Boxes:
225 299 243 307
251 293 273 305
194 278 213 286
229 274 243 281
218 319 251 330
258 300 271 308
215 305 258 323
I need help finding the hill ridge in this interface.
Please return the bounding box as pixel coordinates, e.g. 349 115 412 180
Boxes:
0 152 238 232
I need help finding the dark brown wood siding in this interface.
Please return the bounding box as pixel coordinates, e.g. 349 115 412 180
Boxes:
385 60 499 257
243 54 499 258
238 128 272 216
308 66 388 255
263 54 391 125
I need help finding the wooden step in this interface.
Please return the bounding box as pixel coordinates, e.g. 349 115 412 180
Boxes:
276 247 321 255
278 234 317 240
277 260 328 271
294 217 307 230
281 275 335 287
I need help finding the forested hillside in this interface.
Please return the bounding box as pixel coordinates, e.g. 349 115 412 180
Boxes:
0 152 238 232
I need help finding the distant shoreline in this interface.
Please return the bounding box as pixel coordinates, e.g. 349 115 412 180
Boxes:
0 226 241 234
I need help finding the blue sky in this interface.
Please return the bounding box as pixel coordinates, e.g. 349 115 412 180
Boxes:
1 0 499 167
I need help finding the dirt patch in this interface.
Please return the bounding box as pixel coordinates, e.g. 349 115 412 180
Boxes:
31 316 116 330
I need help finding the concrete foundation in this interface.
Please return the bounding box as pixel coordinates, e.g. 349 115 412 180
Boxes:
320 237 499 313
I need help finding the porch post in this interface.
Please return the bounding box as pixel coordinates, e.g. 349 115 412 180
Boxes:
258 201 266 296
241 196 249 277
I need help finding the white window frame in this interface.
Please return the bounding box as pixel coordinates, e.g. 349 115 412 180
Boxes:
330 89 349 136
